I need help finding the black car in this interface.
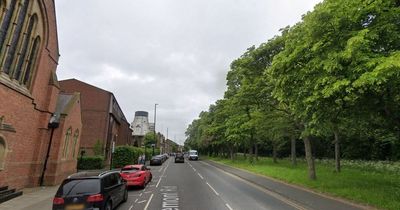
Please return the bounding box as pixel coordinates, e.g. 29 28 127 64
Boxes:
175 153 184 163
53 171 127 210
150 155 163 165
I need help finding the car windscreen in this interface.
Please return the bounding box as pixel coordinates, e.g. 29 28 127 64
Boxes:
57 179 100 196
190 152 197 156
121 167 139 172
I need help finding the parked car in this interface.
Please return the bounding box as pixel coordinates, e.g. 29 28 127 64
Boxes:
150 155 163 165
188 150 199 160
120 165 152 188
53 171 127 210
175 153 184 163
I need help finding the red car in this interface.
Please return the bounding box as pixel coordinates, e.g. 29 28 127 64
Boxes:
120 165 152 188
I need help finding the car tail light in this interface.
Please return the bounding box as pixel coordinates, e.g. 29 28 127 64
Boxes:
53 197 64 205
87 194 104 202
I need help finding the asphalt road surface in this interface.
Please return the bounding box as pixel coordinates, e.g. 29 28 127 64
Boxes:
117 157 301 210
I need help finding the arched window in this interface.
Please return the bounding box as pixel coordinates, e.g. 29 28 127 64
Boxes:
63 128 72 159
23 36 40 86
72 129 79 158
3 0 29 74
0 137 6 170
14 14 37 80
0 0 17 54
0 0 43 90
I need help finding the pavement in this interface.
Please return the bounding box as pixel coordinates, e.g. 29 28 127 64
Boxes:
0 158 374 210
0 186 58 210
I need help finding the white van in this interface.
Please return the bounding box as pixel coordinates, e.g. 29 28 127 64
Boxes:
188 150 198 160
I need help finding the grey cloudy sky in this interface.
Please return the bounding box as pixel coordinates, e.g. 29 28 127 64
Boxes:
55 0 321 145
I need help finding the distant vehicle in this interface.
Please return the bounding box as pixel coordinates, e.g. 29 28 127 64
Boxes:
150 155 163 165
175 153 185 163
188 150 199 160
120 165 152 188
52 171 127 210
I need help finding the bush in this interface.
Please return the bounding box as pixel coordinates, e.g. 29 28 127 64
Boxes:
112 146 161 168
77 156 104 170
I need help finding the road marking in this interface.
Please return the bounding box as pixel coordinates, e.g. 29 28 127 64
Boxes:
137 200 147 204
135 198 138 202
156 176 163 188
200 161 307 210
161 186 180 209
145 191 152 194
197 173 204 180
139 193 143 196
144 193 154 210
225 203 233 210
129 205 134 210
156 159 171 188
206 182 220 196
158 166 164 172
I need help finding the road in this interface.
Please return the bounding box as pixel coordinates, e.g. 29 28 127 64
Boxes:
117 157 300 210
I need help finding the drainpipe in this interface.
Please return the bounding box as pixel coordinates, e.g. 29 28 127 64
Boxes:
40 115 59 186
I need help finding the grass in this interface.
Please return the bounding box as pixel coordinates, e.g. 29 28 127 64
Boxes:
207 156 400 210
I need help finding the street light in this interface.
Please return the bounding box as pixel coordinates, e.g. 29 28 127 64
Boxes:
154 103 158 153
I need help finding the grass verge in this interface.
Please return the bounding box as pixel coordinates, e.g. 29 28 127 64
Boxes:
207 156 400 210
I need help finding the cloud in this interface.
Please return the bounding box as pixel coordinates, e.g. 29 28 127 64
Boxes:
55 0 322 144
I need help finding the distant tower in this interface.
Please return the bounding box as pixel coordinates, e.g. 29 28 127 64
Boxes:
131 111 150 146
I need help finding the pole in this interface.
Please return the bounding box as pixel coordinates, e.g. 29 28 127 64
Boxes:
154 103 158 153
40 119 59 186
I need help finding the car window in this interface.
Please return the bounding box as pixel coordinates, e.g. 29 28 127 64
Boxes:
57 179 100 196
103 175 111 188
114 173 122 184
121 167 139 172
110 174 118 186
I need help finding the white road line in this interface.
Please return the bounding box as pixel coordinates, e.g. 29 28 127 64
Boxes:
225 203 233 210
143 193 154 210
137 200 147 204
135 198 138 202
156 159 171 188
139 193 142 196
197 173 204 180
158 166 164 172
200 161 306 210
129 205 134 210
206 182 220 196
155 176 162 188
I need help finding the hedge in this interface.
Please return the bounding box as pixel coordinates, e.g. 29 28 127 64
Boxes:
112 146 161 168
77 156 104 170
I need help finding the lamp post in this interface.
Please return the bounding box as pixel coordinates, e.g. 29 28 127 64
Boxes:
154 103 158 153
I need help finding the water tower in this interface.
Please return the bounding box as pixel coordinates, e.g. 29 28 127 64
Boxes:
131 111 150 146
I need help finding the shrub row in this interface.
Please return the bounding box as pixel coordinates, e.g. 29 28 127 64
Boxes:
77 156 104 170
112 146 160 168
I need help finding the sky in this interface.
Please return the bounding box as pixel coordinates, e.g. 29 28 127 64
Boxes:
55 0 322 145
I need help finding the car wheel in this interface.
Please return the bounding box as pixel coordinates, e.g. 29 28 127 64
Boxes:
105 201 112 210
122 188 128 203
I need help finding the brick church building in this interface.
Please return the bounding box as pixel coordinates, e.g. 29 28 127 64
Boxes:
60 79 133 165
0 0 82 190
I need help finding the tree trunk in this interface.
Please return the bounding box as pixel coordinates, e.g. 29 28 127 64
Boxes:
333 126 341 173
255 143 259 161
249 145 254 164
273 144 278 163
291 136 297 166
230 146 234 160
303 136 316 180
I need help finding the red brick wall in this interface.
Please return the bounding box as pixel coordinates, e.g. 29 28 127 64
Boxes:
0 0 67 189
45 94 82 185
60 79 110 155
